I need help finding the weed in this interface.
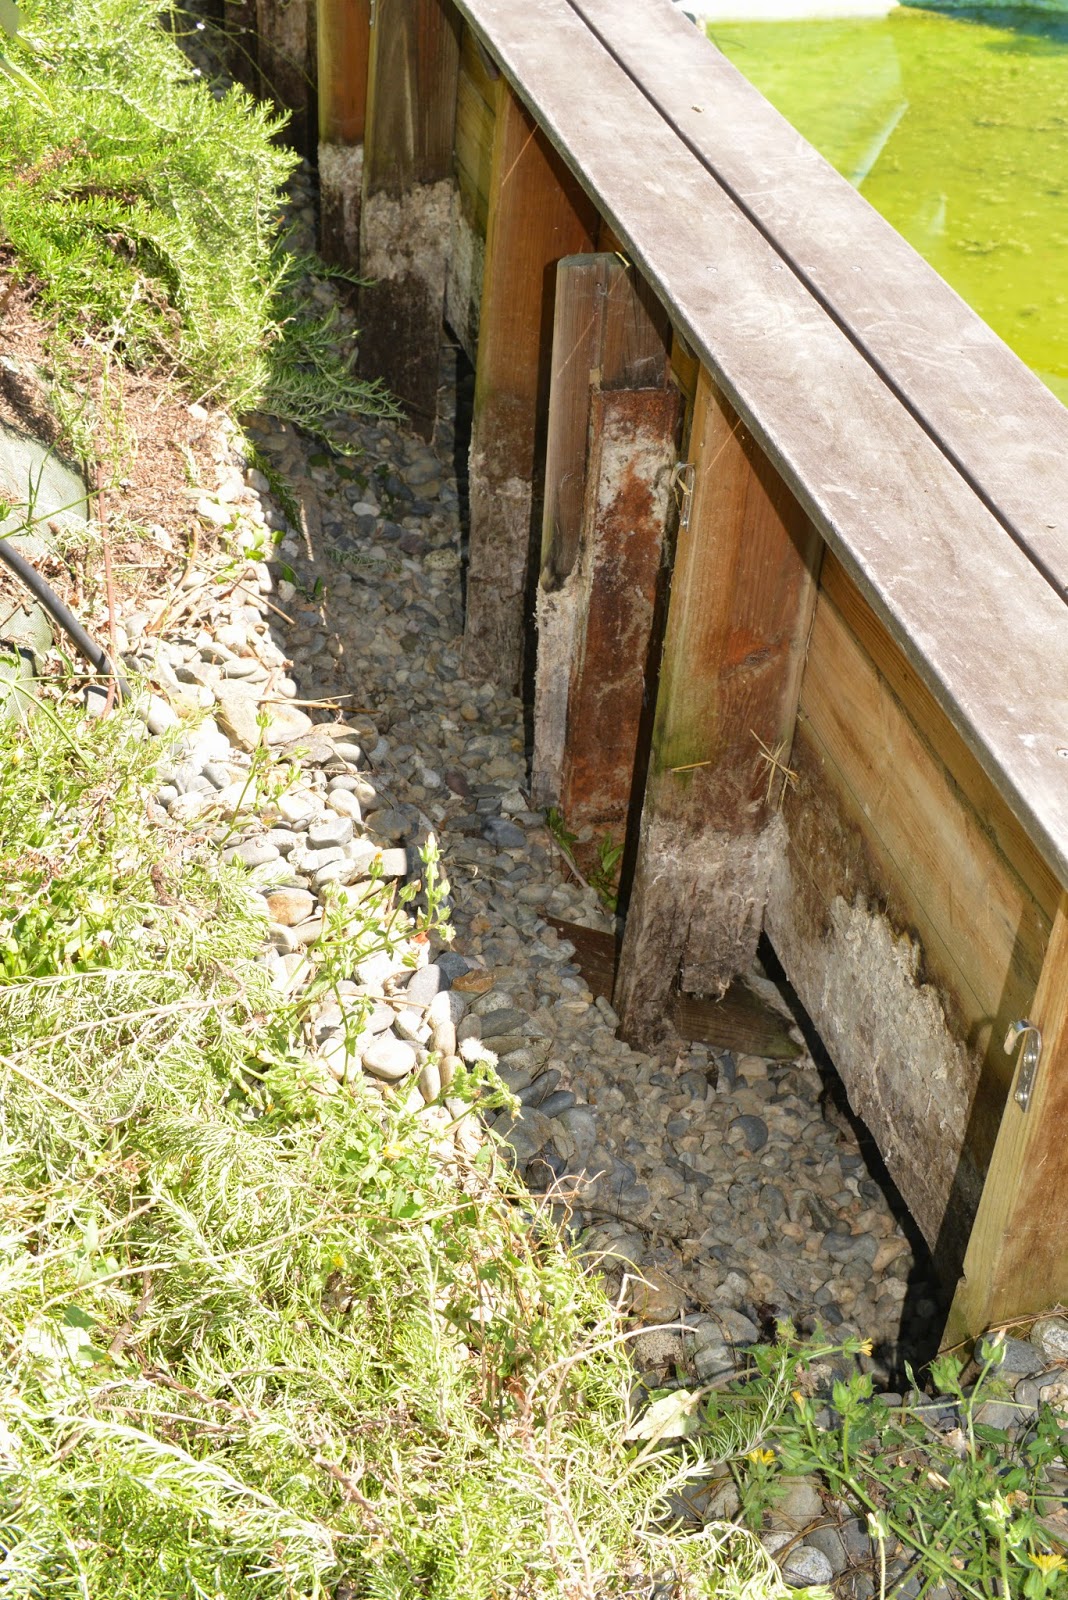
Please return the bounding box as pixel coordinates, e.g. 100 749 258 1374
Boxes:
717 1329 1068 1600
0 684 797 1600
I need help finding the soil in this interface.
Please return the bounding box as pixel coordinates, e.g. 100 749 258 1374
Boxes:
0 251 225 619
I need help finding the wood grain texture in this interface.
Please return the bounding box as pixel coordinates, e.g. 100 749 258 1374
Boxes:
455 24 496 235
225 0 260 95
614 368 821 1047
257 0 312 154
546 918 802 1057
316 0 370 264
358 0 461 435
766 574 1055 1264
945 892 1068 1344
453 0 1068 891
463 82 598 687
570 0 1068 603
553 385 680 834
316 0 370 144
532 254 674 827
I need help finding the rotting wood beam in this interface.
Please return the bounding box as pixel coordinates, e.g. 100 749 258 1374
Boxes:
943 890 1068 1346
357 0 461 439
257 0 314 155
614 365 822 1051
316 0 371 266
532 253 679 840
463 83 598 689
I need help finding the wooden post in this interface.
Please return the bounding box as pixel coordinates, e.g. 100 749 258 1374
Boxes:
257 0 314 155
944 891 1068 1345
316 0 371 266
224 0 260 96
462 83 598 689
614 366 823 1050
532 254 679 842
357 0 461 439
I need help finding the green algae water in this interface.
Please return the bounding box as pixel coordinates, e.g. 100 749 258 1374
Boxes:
708 5 1068 405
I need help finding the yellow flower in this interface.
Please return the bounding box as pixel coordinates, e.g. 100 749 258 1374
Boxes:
858 1338 874 1357
383 1141 405 1161
1030 1553 1066 1576
747 1448 775 1465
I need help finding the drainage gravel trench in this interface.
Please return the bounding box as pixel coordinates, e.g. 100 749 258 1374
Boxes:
111 158 948 1404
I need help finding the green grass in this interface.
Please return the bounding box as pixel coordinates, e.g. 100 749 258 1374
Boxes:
0 681 796 1599
0 0 398 444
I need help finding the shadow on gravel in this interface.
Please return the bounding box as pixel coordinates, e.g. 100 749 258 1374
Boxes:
757 935 946 1384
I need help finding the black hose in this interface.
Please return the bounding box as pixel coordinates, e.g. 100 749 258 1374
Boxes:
0 535 131 701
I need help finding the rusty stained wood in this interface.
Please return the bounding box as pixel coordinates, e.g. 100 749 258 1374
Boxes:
450 0 1068 896
765 571 1056 1270
316 0 371 265
358 0 461 437
943 891 1068 1344
572 0 1068 603
614 367 822 1050
463 83 598 688
550 387 679 838
257 0 314 154
532 254 676 833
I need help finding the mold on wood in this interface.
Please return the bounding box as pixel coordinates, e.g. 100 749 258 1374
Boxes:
616 811 787 1050
444 189 485 362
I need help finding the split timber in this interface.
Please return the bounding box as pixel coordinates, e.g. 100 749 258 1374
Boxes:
252 0 1068 1347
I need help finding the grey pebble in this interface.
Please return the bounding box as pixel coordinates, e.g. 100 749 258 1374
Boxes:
782 1548 834 1588
403 962 450 1006
308 814 354 849
537 1089 578 1118
361 1035 417 1082
729 1114 769 1152
483 817 526 849
223 836 281 868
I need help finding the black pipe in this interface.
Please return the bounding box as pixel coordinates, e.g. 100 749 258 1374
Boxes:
0 536 131 700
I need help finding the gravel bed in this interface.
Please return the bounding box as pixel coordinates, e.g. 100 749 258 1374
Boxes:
88 159 946 1399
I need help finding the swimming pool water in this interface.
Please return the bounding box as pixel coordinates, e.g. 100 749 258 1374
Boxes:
708 5 1068 404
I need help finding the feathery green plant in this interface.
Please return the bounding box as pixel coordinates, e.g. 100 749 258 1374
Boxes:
0 0 397 440
0 686 796 1599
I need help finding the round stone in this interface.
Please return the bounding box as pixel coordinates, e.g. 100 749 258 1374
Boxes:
264 887 316 926
361 1035 417 1082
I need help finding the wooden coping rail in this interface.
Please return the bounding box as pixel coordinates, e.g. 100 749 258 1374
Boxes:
256 0 1068 1346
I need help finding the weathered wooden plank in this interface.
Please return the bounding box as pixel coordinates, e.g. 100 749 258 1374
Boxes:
454 25 496 233
316 0 371 266
614 367 821 1049
944 892 1068 1344
765 579 1054 1263
358 0 461 437
802 586 1054 1048
552 386 679 836
820 553 1061 922
445 27 496 360
257 0 313 154
463 83 597 687
532 253 675 826
571 0 1068 602
453 0 1068 893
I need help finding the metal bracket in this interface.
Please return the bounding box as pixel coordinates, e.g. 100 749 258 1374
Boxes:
672 462 696 529
1004 1018 1043 1112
